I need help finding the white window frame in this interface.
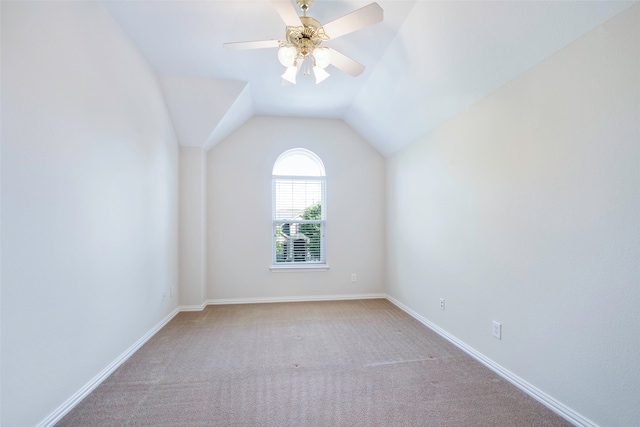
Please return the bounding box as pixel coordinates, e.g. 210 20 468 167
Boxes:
271 149 328 271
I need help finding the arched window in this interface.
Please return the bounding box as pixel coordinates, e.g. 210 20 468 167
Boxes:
272 149 326 267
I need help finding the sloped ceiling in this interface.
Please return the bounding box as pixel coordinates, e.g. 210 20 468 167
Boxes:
104 0 636 156
158 75 254 150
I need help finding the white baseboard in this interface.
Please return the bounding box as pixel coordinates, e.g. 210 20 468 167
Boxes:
385 295 595 427
178 302 208 312
38 308 180 427
206 293 387 305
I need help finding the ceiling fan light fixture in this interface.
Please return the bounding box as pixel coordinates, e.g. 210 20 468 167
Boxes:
313 47 331 69
278 45 298 67
224 1 384 83
281 65 299 84
313 66 330 84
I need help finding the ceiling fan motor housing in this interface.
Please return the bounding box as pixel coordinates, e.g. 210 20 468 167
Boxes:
300 16 322 30
285 16 328 58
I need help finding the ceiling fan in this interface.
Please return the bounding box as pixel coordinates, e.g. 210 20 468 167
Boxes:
223 0 383 84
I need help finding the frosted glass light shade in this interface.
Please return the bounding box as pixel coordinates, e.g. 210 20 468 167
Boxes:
313 48 331 69
281 65 298 84
278 46 297 67
313 66 330 84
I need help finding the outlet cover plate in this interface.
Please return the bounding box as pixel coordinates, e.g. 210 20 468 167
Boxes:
492 321 502 339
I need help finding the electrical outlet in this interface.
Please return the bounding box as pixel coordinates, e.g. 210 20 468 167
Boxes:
492 321 502 340
351 273 357 282
170 286 174 297
439 298 445 310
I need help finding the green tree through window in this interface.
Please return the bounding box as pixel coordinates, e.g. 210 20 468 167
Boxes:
299 203 322 261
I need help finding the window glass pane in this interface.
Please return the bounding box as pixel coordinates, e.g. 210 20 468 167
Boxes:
273 150 325 176
274 179 323 221
275 222 323 263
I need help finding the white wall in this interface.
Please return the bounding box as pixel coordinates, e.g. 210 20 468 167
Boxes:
386 6 639 427
207 116 385 300
179 147 207 307
1 2 179 426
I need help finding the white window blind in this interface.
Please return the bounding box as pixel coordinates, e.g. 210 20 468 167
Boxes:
272 149 326 266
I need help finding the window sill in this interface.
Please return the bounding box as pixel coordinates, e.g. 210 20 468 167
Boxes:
270 264 330 272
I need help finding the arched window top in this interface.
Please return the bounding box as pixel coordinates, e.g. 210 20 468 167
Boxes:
273 148 325 177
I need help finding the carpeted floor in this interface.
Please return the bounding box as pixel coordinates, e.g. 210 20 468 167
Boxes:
57 299 572 426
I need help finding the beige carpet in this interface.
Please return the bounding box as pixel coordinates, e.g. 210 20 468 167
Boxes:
58 299 572 426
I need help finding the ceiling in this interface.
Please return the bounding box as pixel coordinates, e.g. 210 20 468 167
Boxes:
103 0 636 156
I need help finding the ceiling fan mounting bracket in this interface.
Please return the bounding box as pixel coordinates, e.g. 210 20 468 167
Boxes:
296 0 314 16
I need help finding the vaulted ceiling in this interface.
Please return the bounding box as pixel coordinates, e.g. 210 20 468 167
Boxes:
104 0 636 156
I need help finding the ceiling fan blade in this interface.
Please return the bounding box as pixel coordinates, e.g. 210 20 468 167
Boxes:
272 0 303 28
322 3 383 40
328 48 365 77
223 40 280 50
